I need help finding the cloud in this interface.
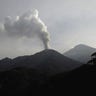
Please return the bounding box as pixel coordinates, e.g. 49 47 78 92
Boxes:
4 9 50 49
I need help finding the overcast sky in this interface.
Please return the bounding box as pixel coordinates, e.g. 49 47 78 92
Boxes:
0 0 96 58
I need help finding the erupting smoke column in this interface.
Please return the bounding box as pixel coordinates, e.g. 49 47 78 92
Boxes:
4 9 50 49
40 32 50 49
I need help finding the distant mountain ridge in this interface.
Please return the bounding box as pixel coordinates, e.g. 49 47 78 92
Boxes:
64 44 96 63
0 49 82 75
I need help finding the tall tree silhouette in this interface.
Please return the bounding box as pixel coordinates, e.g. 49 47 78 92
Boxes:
87 52 96 65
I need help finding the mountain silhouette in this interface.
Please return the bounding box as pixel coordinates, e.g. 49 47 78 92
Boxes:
64 44 96 63
0 62 95 95
0 49 95 95
0 49 82 75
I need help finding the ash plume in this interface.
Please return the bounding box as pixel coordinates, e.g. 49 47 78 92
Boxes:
4 9 50 49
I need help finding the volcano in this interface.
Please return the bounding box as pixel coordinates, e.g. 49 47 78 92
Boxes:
0 49 82 75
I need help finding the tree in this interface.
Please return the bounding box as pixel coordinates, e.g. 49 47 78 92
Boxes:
87 52 96 65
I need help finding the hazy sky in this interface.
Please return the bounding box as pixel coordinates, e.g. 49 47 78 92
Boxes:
0 0 96 58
